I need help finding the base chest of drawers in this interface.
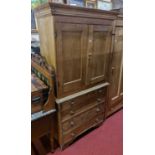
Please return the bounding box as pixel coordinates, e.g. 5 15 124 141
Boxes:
55 83 109 149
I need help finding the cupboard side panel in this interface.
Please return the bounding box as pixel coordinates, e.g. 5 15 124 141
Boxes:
37 16 57 69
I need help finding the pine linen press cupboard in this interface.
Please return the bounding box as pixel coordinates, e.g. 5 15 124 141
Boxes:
35 3 123 148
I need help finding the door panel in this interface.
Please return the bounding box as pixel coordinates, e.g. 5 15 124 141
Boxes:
86 25 112 85
63 32 82 83
56 23 88 96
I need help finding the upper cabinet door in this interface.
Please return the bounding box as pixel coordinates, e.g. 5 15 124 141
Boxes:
109 27 123 104
86 25 112 85
56 23 88 97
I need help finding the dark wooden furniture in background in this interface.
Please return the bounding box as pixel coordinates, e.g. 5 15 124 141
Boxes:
106 14 123 117
56 82 109 149
31 54 56 154
31 109 56 155
31 53 55 112
31 73 49 113
35 3 119 98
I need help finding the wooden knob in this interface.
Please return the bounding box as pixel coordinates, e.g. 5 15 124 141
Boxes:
88 52 92 56
70 121 75 126
71 133 75 137
96 108 100 112
98 89 103 93
70 101 75 106
70 110 75 115
96 118 99 122
97 98 101 102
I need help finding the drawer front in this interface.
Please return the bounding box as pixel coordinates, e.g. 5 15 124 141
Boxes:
62 114 104 144
61 87 105 111
60 87 106 120
60 93 89 112
31 91 43 113
32 91 43 105
62 102 104 133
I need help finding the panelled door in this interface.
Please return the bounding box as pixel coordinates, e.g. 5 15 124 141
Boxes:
55 23 88 96
86 25 112 85
109 26 123 109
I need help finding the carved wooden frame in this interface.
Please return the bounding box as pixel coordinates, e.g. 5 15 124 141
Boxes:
31 57 55 111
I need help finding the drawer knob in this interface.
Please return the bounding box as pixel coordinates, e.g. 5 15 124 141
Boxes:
70 121 75 126
71 133 76 137
96 108 101 112
70 110 75 115
98 89 103 93
70 101 75 106
97 98 101 102
96 118 99 122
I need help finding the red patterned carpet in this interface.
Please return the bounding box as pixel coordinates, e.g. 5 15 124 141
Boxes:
48 109 123 155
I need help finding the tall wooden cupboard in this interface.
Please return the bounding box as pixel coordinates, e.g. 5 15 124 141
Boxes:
35 3 119 98
106 14 123 117
35 3 123 148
